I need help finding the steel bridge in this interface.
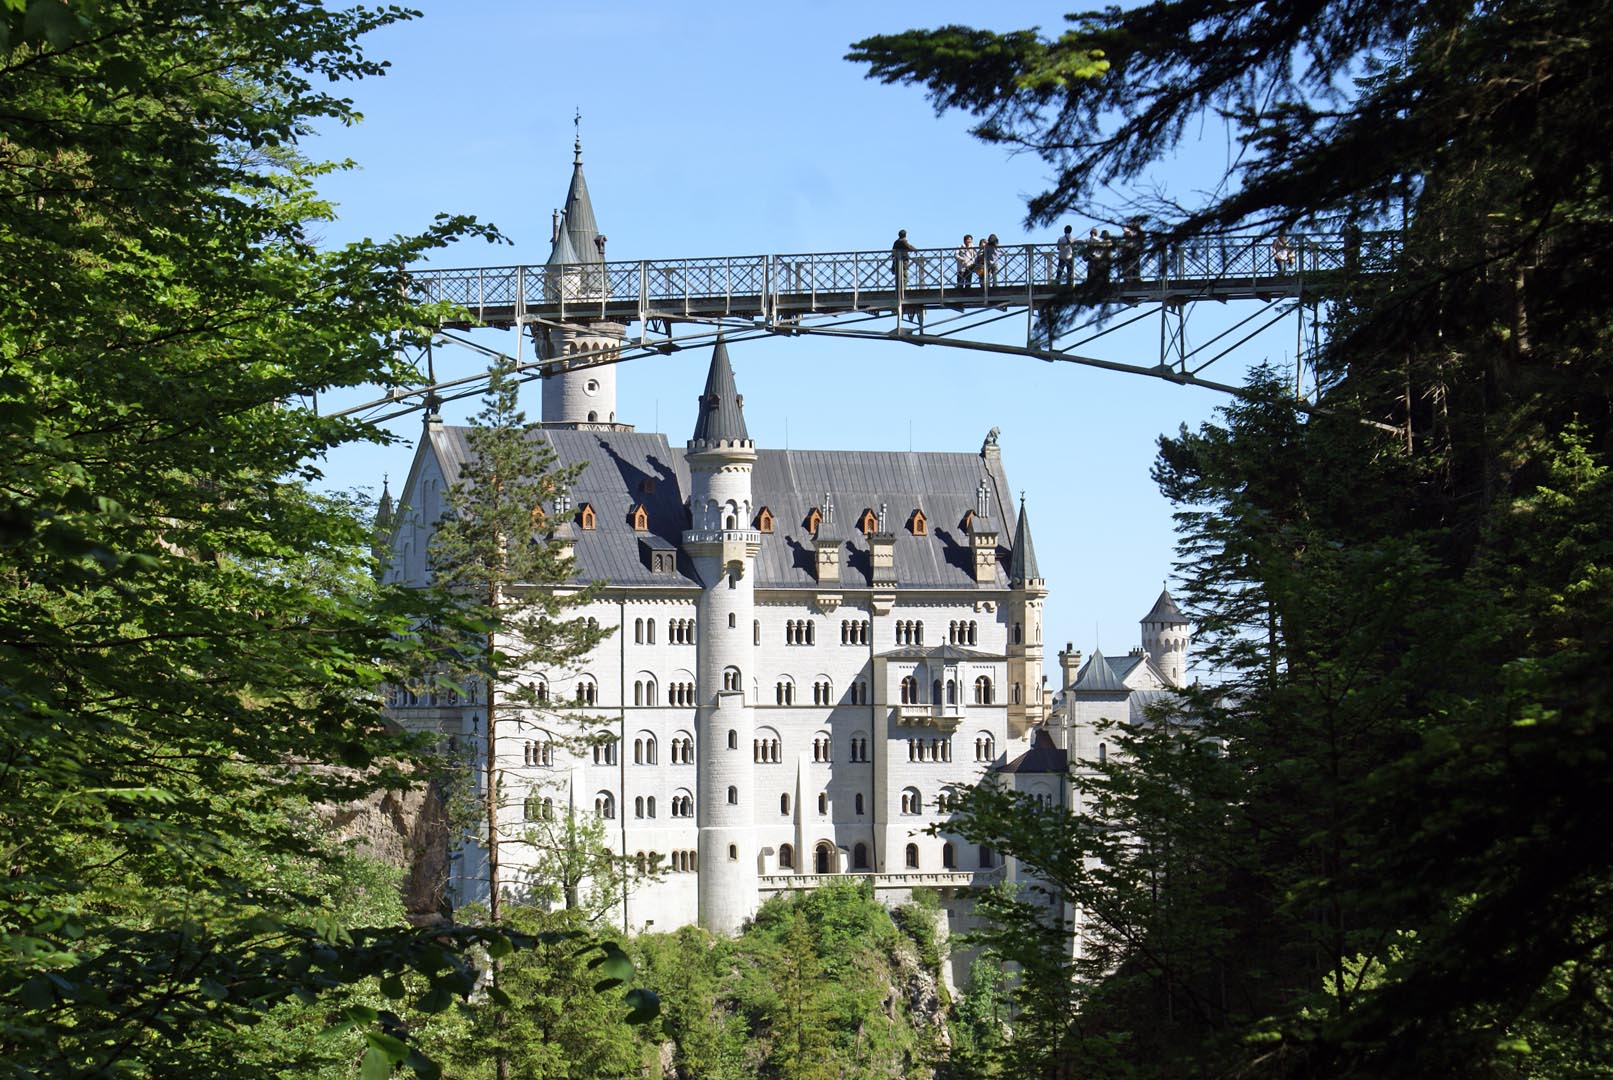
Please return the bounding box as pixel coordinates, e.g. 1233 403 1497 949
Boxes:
335 230 1398 423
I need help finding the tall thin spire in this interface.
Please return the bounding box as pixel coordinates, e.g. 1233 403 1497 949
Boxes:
547 119 602 266
1009 495 1042 584
690 337 750 446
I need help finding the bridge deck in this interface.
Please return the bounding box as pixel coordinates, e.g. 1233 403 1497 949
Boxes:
409 231 1397 329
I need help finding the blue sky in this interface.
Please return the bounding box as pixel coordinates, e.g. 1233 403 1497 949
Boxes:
310 2 1294 683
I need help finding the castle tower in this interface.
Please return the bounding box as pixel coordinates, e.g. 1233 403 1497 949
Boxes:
1006 496 1048 735
1140 587 1191 687
682 338 761 934
536 134 626 427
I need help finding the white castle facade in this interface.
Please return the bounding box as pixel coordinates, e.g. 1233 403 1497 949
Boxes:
380 148 1192 955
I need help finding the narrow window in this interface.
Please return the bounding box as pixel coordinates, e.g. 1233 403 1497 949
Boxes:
905 843 919 869
779 843 794 869
781 793 791 815
727 785 738 805
728 729 737 749
855 793 865 815
817 793 827 815
942 842 956 869
728 844 737 861
728 612 736 628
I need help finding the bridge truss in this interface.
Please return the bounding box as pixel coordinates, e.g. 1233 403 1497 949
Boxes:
330 231 1397 424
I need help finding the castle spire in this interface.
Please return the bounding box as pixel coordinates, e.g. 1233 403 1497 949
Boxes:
690 337 750 446
1008 495 1042 585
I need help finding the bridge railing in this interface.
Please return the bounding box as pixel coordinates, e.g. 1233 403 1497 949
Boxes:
404 231 1401 324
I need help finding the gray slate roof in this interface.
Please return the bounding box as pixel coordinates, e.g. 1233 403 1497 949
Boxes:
1142 587 1187 625
997 729 1068 774
1072 648 1128 693
877 643 1002 662
689 338 750 445
1008 499 1041 583
425 425 1019 590
555 147 601 265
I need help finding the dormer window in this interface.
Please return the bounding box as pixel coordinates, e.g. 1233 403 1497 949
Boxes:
806 507 823 534
757 507 774 533
857 508 878 535
579 503 596 530
961 509 975 531
908 509 927 535
631 503 649 532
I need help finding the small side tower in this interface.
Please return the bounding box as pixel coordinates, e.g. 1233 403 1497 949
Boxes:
536 133 627 428
1140 587 1191 687
1006 496 1048 736
682 338 761 934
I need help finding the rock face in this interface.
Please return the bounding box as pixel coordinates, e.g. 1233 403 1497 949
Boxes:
321 773 452 925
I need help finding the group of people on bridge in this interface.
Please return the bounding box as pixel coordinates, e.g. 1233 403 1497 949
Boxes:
889 222 1307 294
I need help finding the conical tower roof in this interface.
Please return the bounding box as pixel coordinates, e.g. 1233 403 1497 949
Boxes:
560 137 601 263
546 217 580 266
1008 497 1041 584
690 337 750 445
376 477 393 530
1142 587 1188 625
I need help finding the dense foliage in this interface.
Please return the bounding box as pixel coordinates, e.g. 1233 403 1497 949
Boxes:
855 2 1613 1077
0 2 614 1075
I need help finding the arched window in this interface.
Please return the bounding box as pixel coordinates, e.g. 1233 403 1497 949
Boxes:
647 619 656 644
728 844 738 861
901 787 921 815
974 675 993 704
780 793 791 815
727 729 738 750
942 842 956 869
853 843 870 870
634 796 645 818
728 612 736 628
933 679 943 706
900 676 918 704
595 792 615 819
542 797 554 820
723 666 741 692
946 679 956 705
1098 742 1108 765
634 736 644 762
634 618 644 644
968 621 979 645
817 793 827 815
815 842 834 874
905 843 920 869
779 843 794 869
855 793 865 815
1013 622 1023 645
524 795 540 821
727 785 738 805
1012 682 1022 705
754 619 761 646
634 683 643 707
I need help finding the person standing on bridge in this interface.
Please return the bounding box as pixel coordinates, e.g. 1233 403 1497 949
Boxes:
1272 229 1296 274
892 229 916 291
981 233 1000 286
955 234 976 289
1055 225 1076 285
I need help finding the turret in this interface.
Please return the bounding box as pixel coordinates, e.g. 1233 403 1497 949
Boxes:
536 132 627 428
1140 587 1191 688
682 338 761 934
1005 495 1047 735
372 476 394 578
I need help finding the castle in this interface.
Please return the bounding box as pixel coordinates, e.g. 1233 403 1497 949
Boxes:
380 145 1192 952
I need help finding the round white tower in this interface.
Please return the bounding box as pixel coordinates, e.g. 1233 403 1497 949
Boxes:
1140 587 1192 688
682 339 761 934
536 135 624 427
